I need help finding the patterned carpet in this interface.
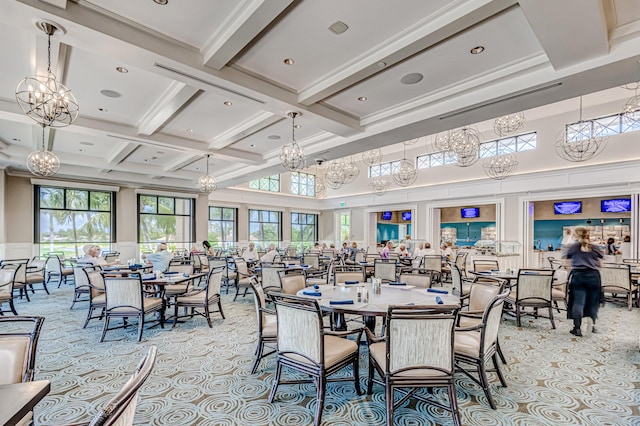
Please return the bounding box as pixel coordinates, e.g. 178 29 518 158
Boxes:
4 282 639 426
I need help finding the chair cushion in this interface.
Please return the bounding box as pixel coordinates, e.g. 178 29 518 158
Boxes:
93 294 106 305
176 292 213 304
283 335 357 368
62 268 74 276
458 316 481 329
25 274 44 284
602 285 630 293
263 315 277 338
110 297 163 314
552 288 566 299
0 337 29 385
370 341 449 377
164 284 189 296
454 330 481 358
0 291 11 302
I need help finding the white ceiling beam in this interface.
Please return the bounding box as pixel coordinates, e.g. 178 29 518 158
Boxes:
202 0 294 70
107 142 139 165
136 82 200 136
40 0 67 9
519 0 609 70
297 0 517 106
208 111 281 149
163 154 200 172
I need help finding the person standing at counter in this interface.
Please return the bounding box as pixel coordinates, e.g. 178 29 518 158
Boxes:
562 227 603 337
605 238 618 256
620 235 631 259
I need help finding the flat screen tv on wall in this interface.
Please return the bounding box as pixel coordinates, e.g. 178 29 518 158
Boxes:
401 211 412 221
461 207 479 218
381 211 392 220
554 201 582 215
601 198 631 213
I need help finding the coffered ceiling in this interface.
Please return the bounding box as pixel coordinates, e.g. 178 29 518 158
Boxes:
0 0 640 192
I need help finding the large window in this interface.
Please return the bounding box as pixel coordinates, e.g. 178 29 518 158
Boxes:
339 212 350 242
249 209 281 248
208 207 237 248
249 175 280 192
369 160 402 178
138 194 194 252
291 213 317 250
36 186 115 257
291 172 316 196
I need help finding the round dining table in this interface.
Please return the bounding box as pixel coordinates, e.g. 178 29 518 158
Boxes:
297 283 460 331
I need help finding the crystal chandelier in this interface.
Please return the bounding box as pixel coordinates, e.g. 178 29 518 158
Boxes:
449 126 481 167
493 112 525 137
342 157 359 184
27 125 60 177
555 96 607 162
391 145 418 187
314 165 326 198
280 112 306 172
324 160 347 189
362 148 382 166
15 21 79 128
198 154 217 192
369 175 390 196
622 84 640 129
483 153 518 180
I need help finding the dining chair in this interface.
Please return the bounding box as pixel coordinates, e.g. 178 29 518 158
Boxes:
302 253 320 270
398 271 432 288
0 266 19 315
26 257 49 295
422 254 443 284
306 259 334 286
473 259 499 273
277 269 307 295
367 305 460 426
71 264 92 309
233 257 254 301
506 269 556 329
45 254 74 287
83 266 106 329
209 257 231 293
455 252 468 276
374 259 397 283
450 264 473 306
552 268 569 312
173 265 225 328
198 254 210 272
333 265 366 285
99 274 164 342
454 288 510 410
260 262 286 297
165 263 195 306
269 294 363 426
2 260 31 302
249 278 277 373
600 264 638 310
0 316 45 426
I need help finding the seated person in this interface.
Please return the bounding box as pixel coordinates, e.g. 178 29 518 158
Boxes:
441 243 453 260
381 241 394 259
345 242 358 264
340 242 349 255
142 243 174 272
413 243 428 258
77 244 101 266
202 240 215 256
309 242 321 253
329 243 340 256
395 243 410 257
260 244 278 263
242 243 259 262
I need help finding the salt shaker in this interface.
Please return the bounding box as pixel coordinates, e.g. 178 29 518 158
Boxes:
357 287 362 302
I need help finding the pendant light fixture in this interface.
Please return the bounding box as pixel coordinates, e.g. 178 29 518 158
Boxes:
198 154 217 192
280 112 306 171
27 125 60 177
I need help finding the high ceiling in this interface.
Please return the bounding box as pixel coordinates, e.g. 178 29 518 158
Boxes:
1 0 640 191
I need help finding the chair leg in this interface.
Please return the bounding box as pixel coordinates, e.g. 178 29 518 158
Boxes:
42 281 50 295
173 302 179 328
159 309 165 329
137 315 144 342
83 306 94 329
448 383 461 426
493 353 507 388
9 299 18 315
367 358 375 395
100 316 110 342
548 306 556 329
478 360 497 410
515 304 522 328
268 362 283 403
496 339 507 365
218 300 225 319
352 357 362 395
251 338 264 374
385 384 394 426
314 374 326 426
205 304 212 328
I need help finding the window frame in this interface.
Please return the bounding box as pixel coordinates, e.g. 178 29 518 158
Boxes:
291 212 318 250
291 172 316 196
137 194 195 251
249 174 280 192
248 208 282 247
208 206 237 249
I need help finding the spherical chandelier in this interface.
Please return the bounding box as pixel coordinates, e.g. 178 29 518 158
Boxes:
362 148 382 166
27 125 60 177
555 96 607 162
280 112 306 172
324 160 347 189
369 175 390 196
483 153 518 180
448 126 481 167
342 157 359 184
315 177 326 198
198 154 217 192
391 158 418 186
493 112 525 137
15 21 79 128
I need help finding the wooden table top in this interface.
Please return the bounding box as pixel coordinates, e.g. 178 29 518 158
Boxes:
0 380 50 426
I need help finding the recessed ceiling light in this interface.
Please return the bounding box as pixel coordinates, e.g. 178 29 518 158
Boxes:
100 89 122 98
470 46 485 54
154 0 168 4
186 128 194 133
223 101 232 106
268 135 281 140
12 138 21 142
115 66 128 73
294 124 301 129
283 58 295 65
78 148 86 152
80 141 94 146
250 144 255 147
377 62 387 68
358 96 367 101
328 21 349 35
98 108 108 112
400 73 424 85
